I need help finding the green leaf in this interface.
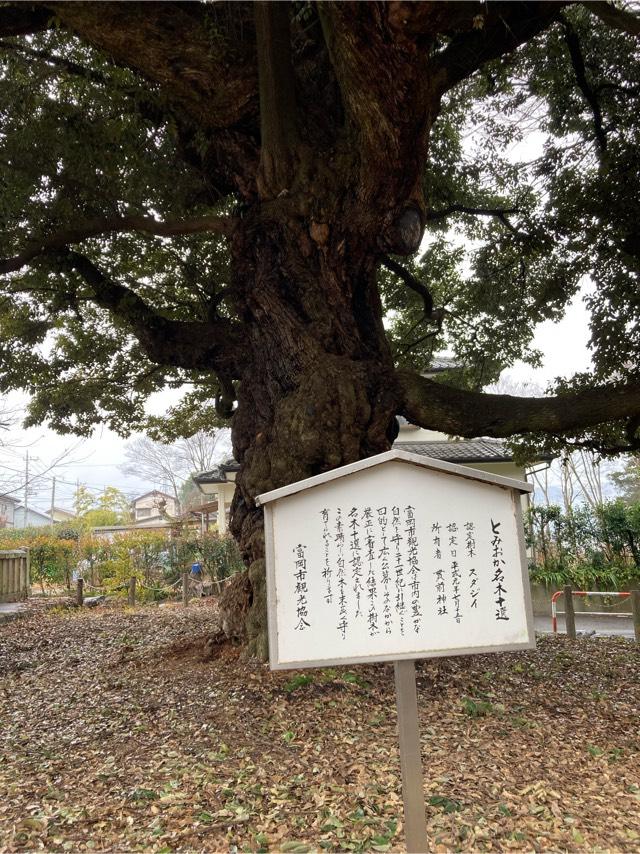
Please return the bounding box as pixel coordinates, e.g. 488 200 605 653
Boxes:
428 795 462 813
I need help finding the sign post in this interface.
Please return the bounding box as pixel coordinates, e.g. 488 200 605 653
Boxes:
394 659 428 853
257 449 535 852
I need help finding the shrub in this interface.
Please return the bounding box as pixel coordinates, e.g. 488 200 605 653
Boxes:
526 499 640 589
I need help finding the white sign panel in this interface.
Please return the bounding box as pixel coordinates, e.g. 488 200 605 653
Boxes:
259 452 535 670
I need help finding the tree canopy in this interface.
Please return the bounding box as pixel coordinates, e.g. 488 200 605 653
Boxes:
611 456 640 503
73 483 130 527
2 2 640 647
0 2 638 457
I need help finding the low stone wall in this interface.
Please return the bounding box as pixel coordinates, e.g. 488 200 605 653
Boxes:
0 550 29 603
530 582 635 617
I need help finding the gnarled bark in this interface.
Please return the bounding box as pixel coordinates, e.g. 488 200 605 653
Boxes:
221 214 401 656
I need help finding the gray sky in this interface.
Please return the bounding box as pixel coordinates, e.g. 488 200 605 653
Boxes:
0 390 231 513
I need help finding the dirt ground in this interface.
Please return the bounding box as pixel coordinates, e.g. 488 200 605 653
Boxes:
0 600 638 853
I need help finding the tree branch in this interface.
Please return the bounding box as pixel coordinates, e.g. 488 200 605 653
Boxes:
0 38 173 127
427 204 519 223
398 368 640 439
397 328 441 358
52 250 243 378
47 2 258 130
0 38 114 86
561 16 607 154
0 5 52 38
430 3 567 95
563 436 640 455
0 214 238 275
254 1 299 196
584 1 640 38
381 255 435 319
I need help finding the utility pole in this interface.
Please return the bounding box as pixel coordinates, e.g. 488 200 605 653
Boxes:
23 451 29 528
50 476 56 533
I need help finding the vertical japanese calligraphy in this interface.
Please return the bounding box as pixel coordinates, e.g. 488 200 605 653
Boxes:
321 508 332 604
432 522 446 616
297 510 515 633
464 521 479 609
348 507 364 619
293 544 310 630
447 522 462 623
391 506 406 636
335 507 347 638
283 497 523 650
491 519 509 621
363 507 379 636
405 505 422 634
378 507 392 635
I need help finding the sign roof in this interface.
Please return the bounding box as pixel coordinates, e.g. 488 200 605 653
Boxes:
256 449 532 507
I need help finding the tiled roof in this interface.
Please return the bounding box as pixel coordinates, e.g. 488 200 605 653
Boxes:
131 490 175 504
427 356 460 373
393 440 515 463
194 442 517 485
193 458 240 485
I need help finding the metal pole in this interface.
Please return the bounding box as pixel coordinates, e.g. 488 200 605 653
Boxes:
50 476 56 533
631 589 640 643
563 585 576 639
23 451 29 528
128 576 136 606
394 660 428 853
182 570 189 606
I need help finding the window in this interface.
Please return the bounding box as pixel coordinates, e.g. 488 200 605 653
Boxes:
136 507 152 518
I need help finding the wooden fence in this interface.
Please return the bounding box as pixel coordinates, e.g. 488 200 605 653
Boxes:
0 550 29 602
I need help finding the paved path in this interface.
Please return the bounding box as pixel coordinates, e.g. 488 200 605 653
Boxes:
535 612 635 639
0 602 28 624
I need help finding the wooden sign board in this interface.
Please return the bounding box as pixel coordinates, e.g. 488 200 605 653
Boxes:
257 449 535 671
258 449 535 852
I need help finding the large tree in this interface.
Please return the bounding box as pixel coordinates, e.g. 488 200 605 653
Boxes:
1 1 639 655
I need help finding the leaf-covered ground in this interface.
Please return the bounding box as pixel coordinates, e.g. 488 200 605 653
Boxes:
0 601 638 853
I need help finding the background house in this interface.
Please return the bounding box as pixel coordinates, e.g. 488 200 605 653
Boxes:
92 522 173 542
192 461 238 534
131 490 179 526
48 506 77 524
394 421 527 481
13 505 53 528
0 494 19 528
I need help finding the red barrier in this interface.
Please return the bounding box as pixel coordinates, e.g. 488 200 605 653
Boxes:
551 590 630 633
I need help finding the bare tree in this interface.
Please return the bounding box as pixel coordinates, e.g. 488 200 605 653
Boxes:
564 450 605 509
177 430 230 474
484 375 544 399
120 430 229 504
529 464 552 508
560 452 577 515
0 399 86 511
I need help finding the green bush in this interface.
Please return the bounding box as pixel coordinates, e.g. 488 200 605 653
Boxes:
526 499 640 589
0 527 243 595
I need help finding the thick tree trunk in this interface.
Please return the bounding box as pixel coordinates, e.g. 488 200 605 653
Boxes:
219 218 401 657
